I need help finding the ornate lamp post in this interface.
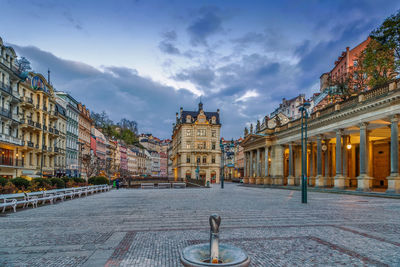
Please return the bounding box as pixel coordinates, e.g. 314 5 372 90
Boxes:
299 102 311 204
219 139 224 189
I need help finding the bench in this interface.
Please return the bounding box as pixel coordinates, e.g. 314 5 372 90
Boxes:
0 198 17 213
158 183 171 189
141 183 155 189
172 183 186 189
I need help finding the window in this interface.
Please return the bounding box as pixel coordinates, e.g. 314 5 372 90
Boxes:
202 156 207 164
197 129 206 136
197 157 200 163
186 129 192 136
186 115 191 123
353 60 358 66
211 130 216 137
212 156 216 164
212 142 216 150
211 116 216 124
186 156 190 163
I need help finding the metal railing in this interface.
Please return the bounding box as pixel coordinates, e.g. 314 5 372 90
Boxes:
0 157 24 167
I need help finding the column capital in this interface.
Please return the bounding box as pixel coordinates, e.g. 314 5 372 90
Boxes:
336 129 343 135
391 114 400 123
316 134 323 140
359 122 369 129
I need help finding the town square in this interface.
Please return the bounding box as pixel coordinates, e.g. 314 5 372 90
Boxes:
1 0 400 266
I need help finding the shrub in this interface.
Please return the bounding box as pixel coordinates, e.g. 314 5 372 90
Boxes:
0 177 8 186
88 176 109 185
49 178 65 189
32 178 52 189
72 177 85 184
0 182 18 194
61 177 71 185
11 177 31 189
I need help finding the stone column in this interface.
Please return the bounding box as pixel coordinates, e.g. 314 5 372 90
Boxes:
243 152 249 184
334 129 345 189
272 145 284 185
387 116 400 193
342 136 349 188
256 149 263 184
357 122 372 191
249 150 254 184
263 147 270 185
309 143 315 186
294 145 302 186
316 135 325 187
324 140 330 186
287 143 295 186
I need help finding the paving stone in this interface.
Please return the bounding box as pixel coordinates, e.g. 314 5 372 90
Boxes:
0 184 399 266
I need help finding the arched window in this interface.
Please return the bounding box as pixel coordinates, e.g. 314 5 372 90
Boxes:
211 116 216 124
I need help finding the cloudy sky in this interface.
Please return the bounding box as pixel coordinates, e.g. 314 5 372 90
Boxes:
1 0 399 139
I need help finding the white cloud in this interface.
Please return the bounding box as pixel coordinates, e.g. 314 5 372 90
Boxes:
234 90 259 103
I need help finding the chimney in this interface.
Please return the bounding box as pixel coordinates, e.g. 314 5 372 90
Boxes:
217 109 220 114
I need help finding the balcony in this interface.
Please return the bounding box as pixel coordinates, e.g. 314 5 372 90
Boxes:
49 127 54 133
43 105 48 111
21 96 34 105
35 104 40 110
0 82 12 94
49 110 58 120
35 122 42 129
0 107 10 118
35 144 39 149
0 133 23 145
0 157 24 167
27 141 34 148
43 125 47 131
48 146 53 152
55 129 60 135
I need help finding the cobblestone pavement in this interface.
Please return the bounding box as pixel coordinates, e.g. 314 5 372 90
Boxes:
1 183 400 266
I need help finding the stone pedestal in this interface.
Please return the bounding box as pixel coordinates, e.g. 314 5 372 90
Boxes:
249 177 255 184
243 177 249 184
287 175 295 186
386 174 400 194
315 175 326 187
274 176 283 185
255 177 263 185
334 175 346 189
294 176 301 186
356 174 373 192
263 177 271 185
308 176 315 186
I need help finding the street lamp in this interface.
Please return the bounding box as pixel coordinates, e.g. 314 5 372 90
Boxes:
299 102 311 204
219 139 224 189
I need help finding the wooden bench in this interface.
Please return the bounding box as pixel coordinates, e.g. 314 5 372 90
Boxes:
172 183 186 189
141 183 155 189
158 183 171 189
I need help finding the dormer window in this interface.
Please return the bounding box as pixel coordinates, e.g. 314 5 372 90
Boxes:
211 116 216 124
186 115 191 123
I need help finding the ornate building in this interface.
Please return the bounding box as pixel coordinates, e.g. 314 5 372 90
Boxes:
19 73 61 177
55 92 80 177
171 102 221 183
241 80 400 194
0 38 22 178
77 103 92 178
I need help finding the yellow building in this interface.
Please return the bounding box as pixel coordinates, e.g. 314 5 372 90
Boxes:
19 73 61 177
171 102 221 184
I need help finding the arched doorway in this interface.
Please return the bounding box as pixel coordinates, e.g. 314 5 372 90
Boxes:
199 171 206 180
211 171 216 183
185 171 191 180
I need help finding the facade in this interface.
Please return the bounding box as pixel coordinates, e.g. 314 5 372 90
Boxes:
77 103 92 178
119 143 128 177
235 141 244 179
19 73 60 177
171 102 221 183
330 37 371 87
150 151 160 176
241 80 400 194
0 38 23 178
144 149 152 176
55 92 79 177
55 103 67 176
106 139 118 178
270 94 306 120
91 127 106 170
167 142 173 178
127 147 137 176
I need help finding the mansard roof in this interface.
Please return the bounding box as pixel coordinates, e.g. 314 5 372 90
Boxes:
181 110 220 124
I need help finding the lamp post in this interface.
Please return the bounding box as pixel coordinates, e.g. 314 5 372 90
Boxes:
219 139 224 189
299 102 311 204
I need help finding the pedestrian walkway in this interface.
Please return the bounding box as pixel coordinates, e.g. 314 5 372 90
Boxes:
0 183 399 266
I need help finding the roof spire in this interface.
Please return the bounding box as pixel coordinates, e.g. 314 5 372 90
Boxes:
199 96 203 111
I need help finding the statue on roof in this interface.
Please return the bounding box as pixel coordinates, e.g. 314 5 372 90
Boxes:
250 123 253 134
256 120 260 132
244 127 249 137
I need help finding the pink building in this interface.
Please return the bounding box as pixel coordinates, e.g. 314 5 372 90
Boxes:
119 143 128 173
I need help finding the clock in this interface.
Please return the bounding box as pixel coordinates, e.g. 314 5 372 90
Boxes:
321 144 327 151
267 119 276 128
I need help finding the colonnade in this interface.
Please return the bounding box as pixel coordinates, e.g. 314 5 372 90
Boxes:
243 115 400 193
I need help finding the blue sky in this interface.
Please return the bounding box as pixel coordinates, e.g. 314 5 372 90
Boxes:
1 0 399 139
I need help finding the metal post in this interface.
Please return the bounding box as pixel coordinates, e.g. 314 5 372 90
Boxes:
221 146 224 189
300 103 309 203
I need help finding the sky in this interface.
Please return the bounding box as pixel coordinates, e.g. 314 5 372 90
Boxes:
1 0 399 139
